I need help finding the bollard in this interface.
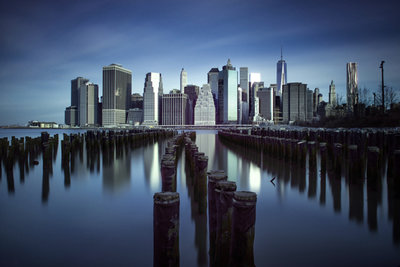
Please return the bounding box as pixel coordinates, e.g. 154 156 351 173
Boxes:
230 191 257 267
215 181 237 266
153 192 180 267
208 171 228 266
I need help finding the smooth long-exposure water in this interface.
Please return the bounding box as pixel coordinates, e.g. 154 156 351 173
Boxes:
0 129 399 266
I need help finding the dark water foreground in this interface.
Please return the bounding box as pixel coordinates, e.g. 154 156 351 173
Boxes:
0 129 399 266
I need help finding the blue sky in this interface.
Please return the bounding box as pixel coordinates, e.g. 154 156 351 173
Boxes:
0 0 399 125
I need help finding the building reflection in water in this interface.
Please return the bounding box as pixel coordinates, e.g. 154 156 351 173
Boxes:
102 147 131 193
143 142 161 191
248 162 261 194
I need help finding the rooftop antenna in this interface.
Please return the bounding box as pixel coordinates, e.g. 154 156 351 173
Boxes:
280 46 283 61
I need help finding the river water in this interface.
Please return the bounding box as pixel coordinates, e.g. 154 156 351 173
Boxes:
0 129 399 266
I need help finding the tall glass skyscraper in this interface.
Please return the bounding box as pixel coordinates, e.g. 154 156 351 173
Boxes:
346 62 358 112
102 64 132 126
218 59 238 124
276 51 287 95
208 68 219 98
143 72 163 125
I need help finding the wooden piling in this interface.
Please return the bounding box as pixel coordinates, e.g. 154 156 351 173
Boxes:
230 191 257 267
153 192 180 267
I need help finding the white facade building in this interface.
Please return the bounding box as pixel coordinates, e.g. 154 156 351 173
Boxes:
143 72 163 125
194 84 216 125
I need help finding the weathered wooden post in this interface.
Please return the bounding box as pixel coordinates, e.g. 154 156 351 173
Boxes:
208 170 228 266
215 181 237 266
230 191 257 267
153 192 180 267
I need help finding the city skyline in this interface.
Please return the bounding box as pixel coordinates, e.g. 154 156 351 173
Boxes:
0 0 399 125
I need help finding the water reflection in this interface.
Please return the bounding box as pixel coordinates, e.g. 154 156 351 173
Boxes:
143 141 161 191
102 149 131 193
217 131 400 247
184 152 208 266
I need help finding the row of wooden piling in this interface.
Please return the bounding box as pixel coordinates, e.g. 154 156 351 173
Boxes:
219 128 400 190
207 170 257 267
0 132 58 196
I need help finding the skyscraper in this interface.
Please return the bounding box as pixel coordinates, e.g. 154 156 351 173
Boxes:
218 59 238 124
257 87 274 121
240 67 249 100
184 84 199 125
102 64 132 126
249 73 261 120
276 50 287 95
346 62 358 112
143 72 163 125
71 77 89 107
329 80 337 106
282 82 313 123
180 68 187 92
79 82 99 126
208 68 219 122
240 67 249 124
162 91 188 125
313 88 320 114
69 77 89 125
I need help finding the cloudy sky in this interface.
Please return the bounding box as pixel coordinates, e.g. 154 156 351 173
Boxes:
0 0 399 125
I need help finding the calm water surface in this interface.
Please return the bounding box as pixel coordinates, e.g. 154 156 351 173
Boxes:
0 129 399 266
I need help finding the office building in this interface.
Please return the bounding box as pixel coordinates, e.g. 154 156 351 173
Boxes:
249 73 261 120
306 89 313 121
240 67 249 100
240 67 249 123
194 84 216 125
250 81 264 120
162 92 188 125
143 72 163 125
65 106 77 126
276 51 287 95
71 77 89 124
258 87 274 121
127 108 143 126
282 82 313 123
208 68 219 99
71 77 89 107
313 88 320 114
79 82 99 126
218 59 238 124
238 87 243 124
347 62 358 112
329 80 337 106
208 68 219 122
102 64 132 126
180 68 187 92
131 93 143 109
184 84 199 125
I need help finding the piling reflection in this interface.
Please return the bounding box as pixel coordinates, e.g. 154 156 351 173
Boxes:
218 129 400 246
184 150 208 266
